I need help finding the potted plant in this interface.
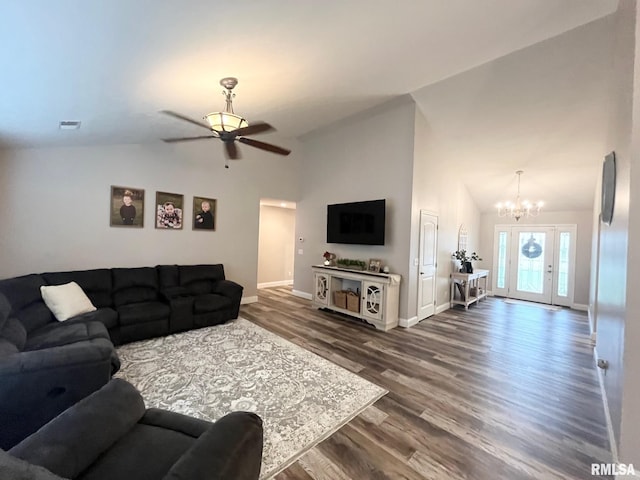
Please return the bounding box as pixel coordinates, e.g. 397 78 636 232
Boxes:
336 258 367 271
452 250 482 273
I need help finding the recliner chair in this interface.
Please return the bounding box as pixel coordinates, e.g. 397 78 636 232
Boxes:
0 379 264 480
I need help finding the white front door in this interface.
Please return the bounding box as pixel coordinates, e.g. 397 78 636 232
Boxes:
509 227 555 304
493 225 577 306
417 211 438 320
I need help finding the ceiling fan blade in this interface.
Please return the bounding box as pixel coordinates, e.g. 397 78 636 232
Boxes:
161 110 212 131
225 141 239 160
162 135 216 143
232 122 275 137
237 137 291 156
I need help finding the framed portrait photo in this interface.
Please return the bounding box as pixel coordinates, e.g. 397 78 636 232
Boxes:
193 196 217 231
368 258 382 273
156 191 184 230
110 186 144 227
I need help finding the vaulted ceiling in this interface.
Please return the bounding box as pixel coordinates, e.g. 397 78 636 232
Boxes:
0 0 619 211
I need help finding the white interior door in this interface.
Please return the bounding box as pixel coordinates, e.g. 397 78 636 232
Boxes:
417 211 437 320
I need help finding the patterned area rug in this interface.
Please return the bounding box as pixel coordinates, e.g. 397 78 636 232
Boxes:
115 318 387 479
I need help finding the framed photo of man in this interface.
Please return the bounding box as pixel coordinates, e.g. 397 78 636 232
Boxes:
193 196 216 231
156 191 184 229
110 186 144 227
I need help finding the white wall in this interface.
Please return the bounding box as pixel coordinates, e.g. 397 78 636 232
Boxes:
257 205 295 286
293 97 416 320
479 210 593 306
619 0 640 466
0 141 299 300
589 0 635 458
409 108 481 315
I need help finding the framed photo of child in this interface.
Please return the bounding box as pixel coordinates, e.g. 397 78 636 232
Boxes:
193 196 216 231
156 191 184 229
368 258 382 273
110 186 144 227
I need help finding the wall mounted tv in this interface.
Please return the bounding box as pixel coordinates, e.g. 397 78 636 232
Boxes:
327 199 386 245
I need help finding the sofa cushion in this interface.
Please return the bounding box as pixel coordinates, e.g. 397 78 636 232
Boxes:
65 308 118 330
193 294 232 314
76 423 195 480
157 265 180 289
43 269 113 309
0 275 52 333
25 322 109 351
0 293 10 331
0 317 27 351
0 338 19 356
0 449 66 480
117 302 170 326
179 265 225 295
40 282 97 322
112 268 159 307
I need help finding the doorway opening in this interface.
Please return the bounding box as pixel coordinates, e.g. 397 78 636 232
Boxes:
492 224 577 306
257 199 296 289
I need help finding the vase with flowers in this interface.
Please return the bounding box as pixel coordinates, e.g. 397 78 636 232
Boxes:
323 251 335 266
452 250 482 273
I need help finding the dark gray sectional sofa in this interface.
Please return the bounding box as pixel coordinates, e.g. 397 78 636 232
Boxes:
0 264 243 449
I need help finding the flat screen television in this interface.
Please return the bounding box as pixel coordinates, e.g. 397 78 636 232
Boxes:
327 199 385 245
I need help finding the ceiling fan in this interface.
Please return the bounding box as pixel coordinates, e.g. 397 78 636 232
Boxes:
161 77 291 168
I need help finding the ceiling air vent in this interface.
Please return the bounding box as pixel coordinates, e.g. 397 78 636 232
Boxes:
59 121 81 130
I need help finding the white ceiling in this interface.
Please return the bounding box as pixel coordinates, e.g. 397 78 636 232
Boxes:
0 0 619 211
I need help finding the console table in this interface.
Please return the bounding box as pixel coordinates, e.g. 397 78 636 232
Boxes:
311 265 401 331
450 269 489 309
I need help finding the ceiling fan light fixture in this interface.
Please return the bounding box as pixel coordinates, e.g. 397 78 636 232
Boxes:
204 111 248 132
203 77 248 133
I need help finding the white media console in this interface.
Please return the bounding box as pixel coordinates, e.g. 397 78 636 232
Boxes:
311 265 401 331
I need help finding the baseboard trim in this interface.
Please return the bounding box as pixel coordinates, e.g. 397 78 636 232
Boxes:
572 303 588 311
257 280 294 289
241 296 258 305
594 345 619 464
398 316 418 328
292 290 312 300
435 303 450 314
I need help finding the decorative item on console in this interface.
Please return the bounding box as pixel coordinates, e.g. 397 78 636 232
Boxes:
322 251 336 266
452 250 482 273
336 258 367 271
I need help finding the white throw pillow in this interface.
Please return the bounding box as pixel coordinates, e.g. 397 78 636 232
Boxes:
40 282 97 321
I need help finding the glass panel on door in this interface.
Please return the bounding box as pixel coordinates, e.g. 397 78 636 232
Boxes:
516 233 546 294
557 232 570 298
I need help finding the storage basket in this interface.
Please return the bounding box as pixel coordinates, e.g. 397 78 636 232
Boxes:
333 290 347 309
346 290 360 313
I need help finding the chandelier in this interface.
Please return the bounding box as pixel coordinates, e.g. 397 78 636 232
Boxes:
204 77 249 133
496 170 543 221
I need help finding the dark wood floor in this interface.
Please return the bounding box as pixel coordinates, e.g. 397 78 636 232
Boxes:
240 288 612 480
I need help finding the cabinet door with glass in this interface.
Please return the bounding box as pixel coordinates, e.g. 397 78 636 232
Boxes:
362 281 384 321
313 272 330 306
492 225 576 306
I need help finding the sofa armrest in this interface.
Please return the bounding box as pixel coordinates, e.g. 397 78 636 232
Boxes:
0 339 117 449
163 411 263 480
0 338 114 375
9 379 145 479
211 280 243 300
